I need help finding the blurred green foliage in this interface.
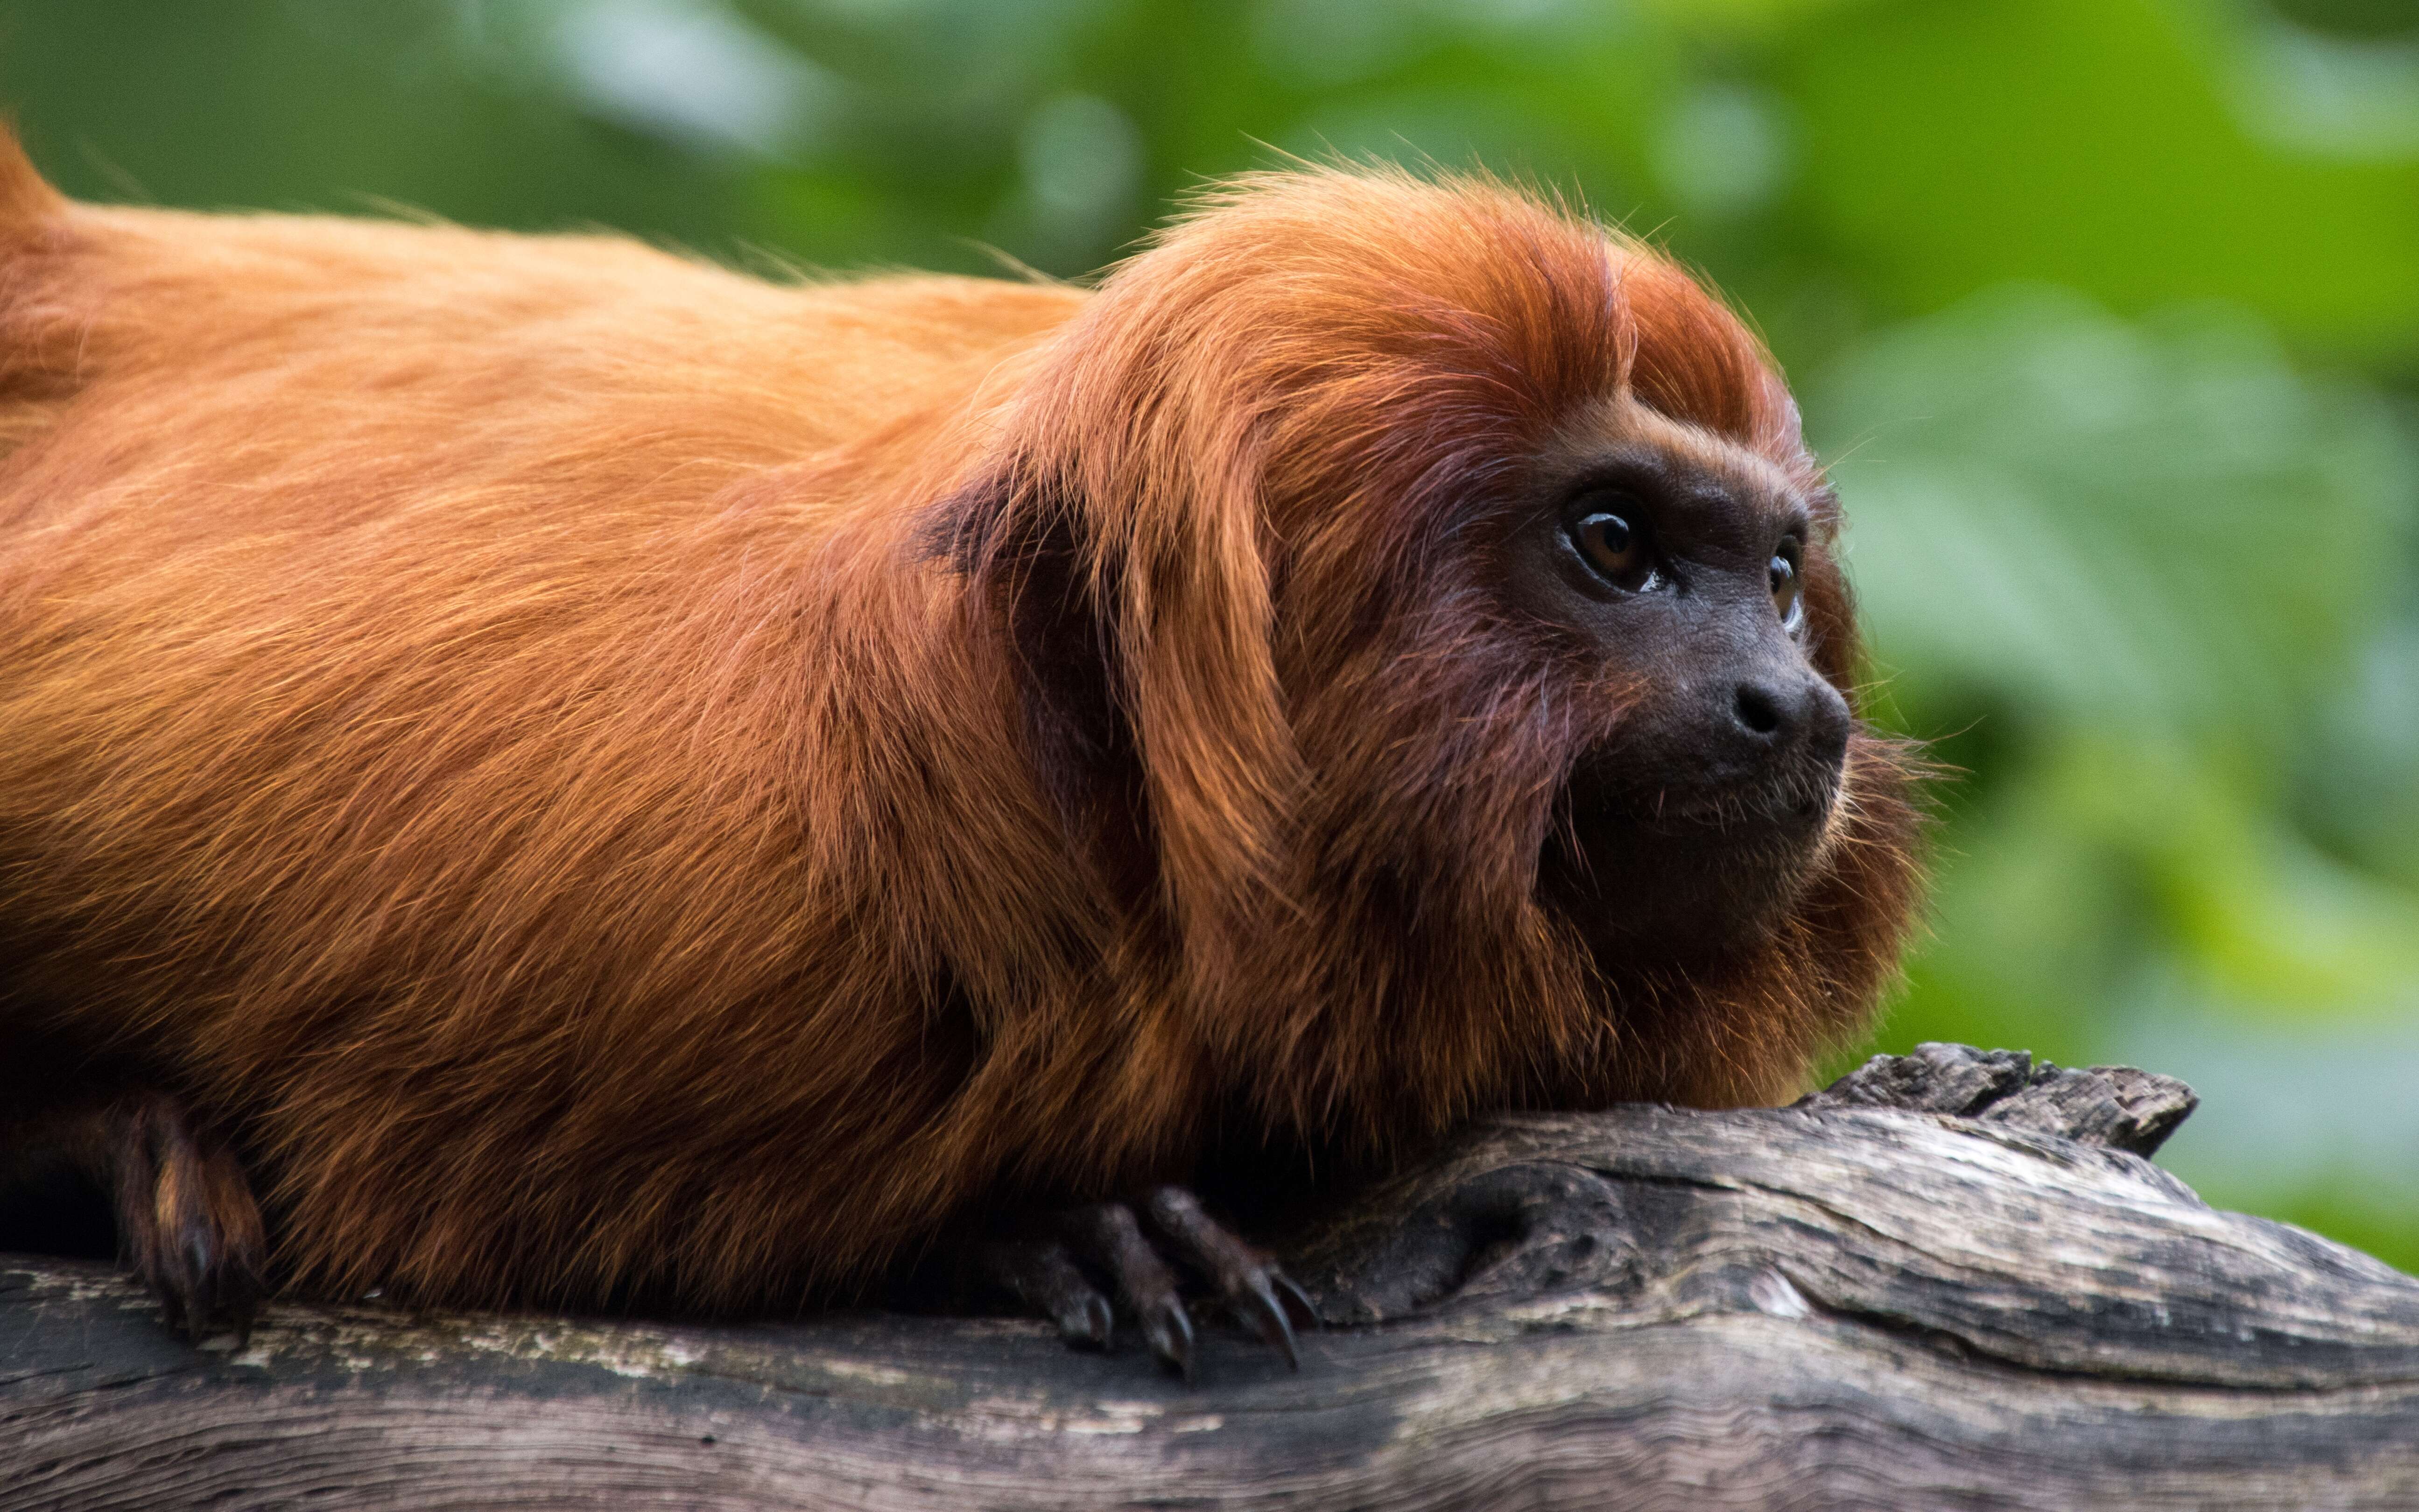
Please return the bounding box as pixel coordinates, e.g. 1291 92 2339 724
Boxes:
5 0 2415 1265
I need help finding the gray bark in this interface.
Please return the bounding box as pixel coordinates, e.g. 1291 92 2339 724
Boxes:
4 1043 2415 1511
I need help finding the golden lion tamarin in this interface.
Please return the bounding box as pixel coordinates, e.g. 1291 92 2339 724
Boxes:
0 131 1922 1372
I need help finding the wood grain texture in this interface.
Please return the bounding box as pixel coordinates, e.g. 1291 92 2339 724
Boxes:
4 1045 2415 1511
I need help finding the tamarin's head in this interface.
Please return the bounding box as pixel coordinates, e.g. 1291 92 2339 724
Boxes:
947 166 1924 1119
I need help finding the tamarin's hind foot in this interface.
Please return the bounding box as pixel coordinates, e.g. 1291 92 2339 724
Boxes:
979 1186 1316 1381
98 1093 267 1347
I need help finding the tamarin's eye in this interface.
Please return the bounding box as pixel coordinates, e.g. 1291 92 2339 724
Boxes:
1771 540 1804 629
1568 502 1655 591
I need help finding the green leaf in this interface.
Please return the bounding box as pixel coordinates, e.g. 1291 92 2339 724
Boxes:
1784 0 2419 357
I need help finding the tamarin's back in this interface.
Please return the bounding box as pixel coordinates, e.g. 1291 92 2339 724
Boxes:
0 158 1111 1308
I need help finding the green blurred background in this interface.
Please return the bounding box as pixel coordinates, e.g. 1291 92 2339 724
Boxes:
5 0 2415 1265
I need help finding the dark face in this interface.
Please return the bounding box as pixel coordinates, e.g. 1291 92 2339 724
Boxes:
1507 398 1852 962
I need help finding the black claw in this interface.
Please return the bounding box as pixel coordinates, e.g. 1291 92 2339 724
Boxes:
198 1252 262 1350
1144 1298 1195 1381
1273 1272 1319 1330
1235 1275 1301 1371
229 1268 262 1349
1059 1293 1115 1350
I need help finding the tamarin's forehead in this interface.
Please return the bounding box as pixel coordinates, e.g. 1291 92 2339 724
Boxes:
1551 394 1815 539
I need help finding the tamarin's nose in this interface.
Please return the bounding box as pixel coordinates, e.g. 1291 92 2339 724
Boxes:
1730 676 1851 764
1732 682 1786 737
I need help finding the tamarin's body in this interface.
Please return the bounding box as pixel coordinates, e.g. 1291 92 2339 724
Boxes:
0 134 1923 1363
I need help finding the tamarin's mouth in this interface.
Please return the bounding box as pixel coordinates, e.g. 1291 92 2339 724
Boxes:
1610 764 1843 835
1540 755 1843 959
1560 719 1848 835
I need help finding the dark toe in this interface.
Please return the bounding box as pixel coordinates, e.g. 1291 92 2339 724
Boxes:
976 1240 1114 1349
1064 1203 1194 1379
109 1094 266 1347
1145 1185 1315 1370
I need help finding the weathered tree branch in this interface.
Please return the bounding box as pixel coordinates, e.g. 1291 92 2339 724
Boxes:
5 1044 2416 1510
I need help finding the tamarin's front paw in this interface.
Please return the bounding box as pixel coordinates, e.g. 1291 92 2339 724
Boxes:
104 1093 267 1347
978 1186 1316 1381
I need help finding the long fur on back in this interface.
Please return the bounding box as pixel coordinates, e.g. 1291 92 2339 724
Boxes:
0 134 1921 1311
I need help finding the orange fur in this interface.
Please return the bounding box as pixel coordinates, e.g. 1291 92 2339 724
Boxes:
0 134 1922 1312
